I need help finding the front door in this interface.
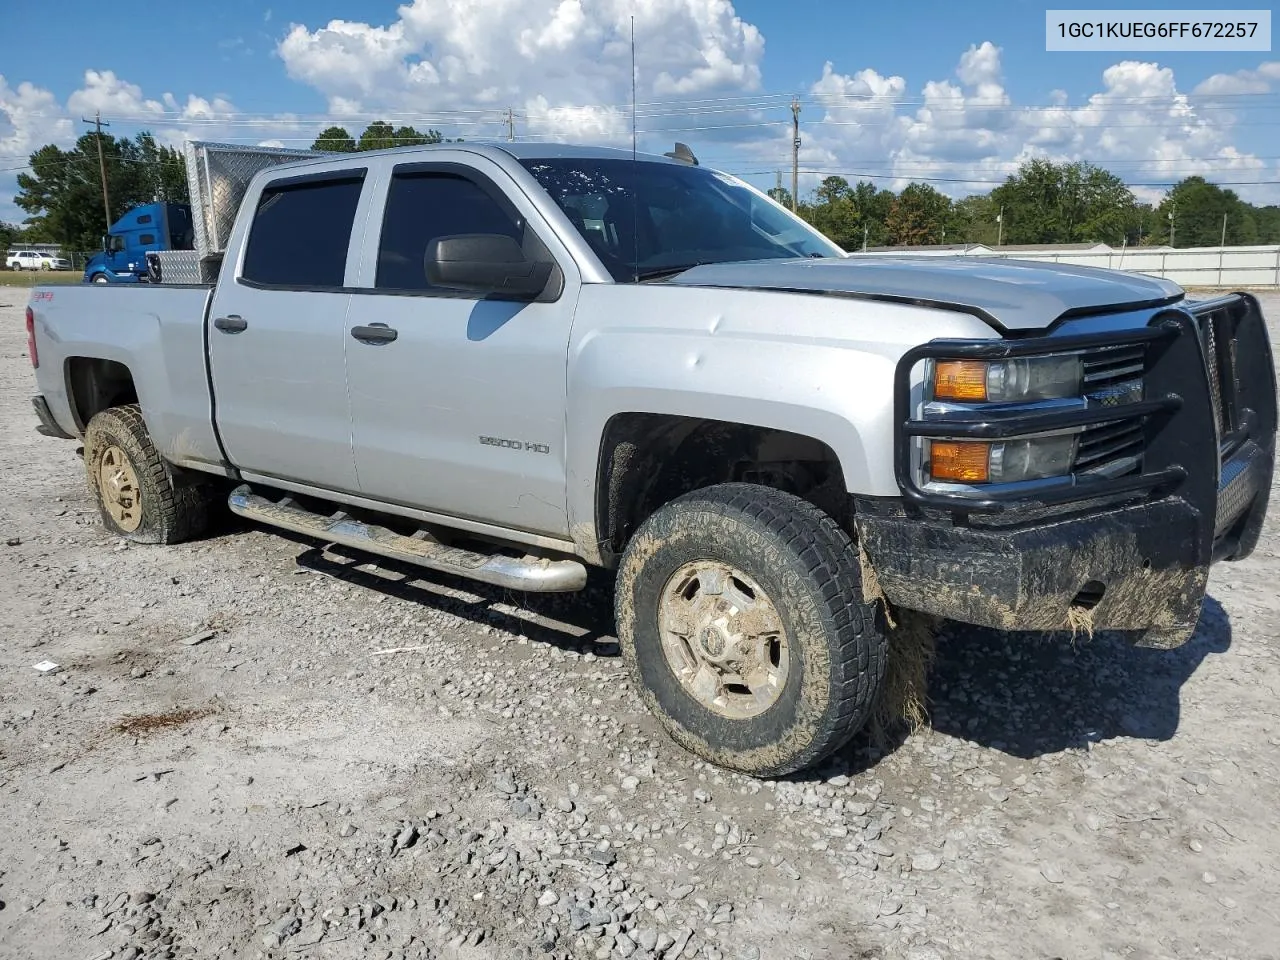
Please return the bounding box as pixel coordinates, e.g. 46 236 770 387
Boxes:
207 168 369 493
344 157 579 538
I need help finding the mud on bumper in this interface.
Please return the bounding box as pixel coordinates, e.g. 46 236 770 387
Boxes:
856 441 1268 648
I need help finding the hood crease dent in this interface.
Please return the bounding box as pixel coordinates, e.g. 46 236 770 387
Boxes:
667 256 1184 332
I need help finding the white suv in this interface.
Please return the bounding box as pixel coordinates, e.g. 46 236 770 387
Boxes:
7 250 51 270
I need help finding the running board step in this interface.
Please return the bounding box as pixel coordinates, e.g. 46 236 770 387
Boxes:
227 484 587 592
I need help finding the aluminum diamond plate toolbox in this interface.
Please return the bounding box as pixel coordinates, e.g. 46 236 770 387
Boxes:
146 251 220 285
185 141 320 259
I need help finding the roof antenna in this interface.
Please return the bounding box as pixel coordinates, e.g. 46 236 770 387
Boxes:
630 14 639 282
663 142 698 165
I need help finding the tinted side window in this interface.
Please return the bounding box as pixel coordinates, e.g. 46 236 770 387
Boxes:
137 214 152 224
243 175 364 287
139 234 156 245
376 173 522 291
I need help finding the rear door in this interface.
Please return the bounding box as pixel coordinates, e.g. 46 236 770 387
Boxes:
343 155 580 537
207 166 371 493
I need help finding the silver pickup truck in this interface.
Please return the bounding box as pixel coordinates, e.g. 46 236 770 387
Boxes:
26 141 1277 776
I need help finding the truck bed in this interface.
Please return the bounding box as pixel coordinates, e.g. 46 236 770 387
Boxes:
28 283 225 472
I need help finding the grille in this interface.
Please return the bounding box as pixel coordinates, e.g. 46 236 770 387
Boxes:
1072 343 1149 478
1196 308 1236 441
1075 420 1144 477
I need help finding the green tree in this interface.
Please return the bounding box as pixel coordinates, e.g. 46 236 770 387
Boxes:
1254 205 1280 244
1158 176 1259 247
885 182 951 246
947 194 999 245
1129 203 1163 246
356 121 397 151
354 121 445 151
803 176 860 249
989 159 1137 245
135 133 189 203
0 221 20 252
766 186 793 208
312 126 357 152
853 181 894 247
797 177 893 249
14 131 187 251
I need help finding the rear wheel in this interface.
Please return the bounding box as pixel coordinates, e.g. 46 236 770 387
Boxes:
615 483 887 777
84 404 211 544
90 273 109 284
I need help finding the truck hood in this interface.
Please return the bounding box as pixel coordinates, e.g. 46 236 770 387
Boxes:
667 256 1184 332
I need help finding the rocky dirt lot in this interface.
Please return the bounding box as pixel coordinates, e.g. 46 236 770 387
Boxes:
1 295 1278 960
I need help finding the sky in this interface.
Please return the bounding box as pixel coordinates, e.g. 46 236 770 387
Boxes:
2 0 1278 225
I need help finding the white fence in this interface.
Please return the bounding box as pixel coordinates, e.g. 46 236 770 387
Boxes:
856 244 1280 288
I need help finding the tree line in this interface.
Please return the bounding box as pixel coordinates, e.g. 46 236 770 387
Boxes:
771 159 1280 250
5 122 1277 254
3 122 453 253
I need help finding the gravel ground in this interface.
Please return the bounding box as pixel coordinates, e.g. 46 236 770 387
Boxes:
1 294 1278 960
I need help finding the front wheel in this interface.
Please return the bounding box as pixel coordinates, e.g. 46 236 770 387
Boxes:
615 483 888 777
90 273 109 284
84 404 211 544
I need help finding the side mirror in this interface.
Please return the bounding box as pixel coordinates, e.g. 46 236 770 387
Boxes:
425 234 553 298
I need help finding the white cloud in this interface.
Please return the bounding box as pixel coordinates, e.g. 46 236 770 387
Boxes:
276 0 765 141
792 47 1276 205
1 75 74 161
1193 61 1280 97
0 70 305 225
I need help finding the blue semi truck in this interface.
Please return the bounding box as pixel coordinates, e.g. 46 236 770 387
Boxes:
83 202 194 284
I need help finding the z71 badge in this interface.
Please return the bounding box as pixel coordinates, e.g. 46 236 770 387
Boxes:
479 436 551 455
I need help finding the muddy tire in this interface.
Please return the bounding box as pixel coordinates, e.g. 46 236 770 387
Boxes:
84 404 210 544
615 483 887 777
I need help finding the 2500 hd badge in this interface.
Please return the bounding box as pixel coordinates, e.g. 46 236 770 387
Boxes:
479 435 551 455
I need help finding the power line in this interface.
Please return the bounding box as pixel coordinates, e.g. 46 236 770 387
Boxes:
722 166 1280 187
81 111 111 232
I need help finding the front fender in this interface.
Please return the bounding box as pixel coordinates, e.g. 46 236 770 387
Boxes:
563 284 1001 557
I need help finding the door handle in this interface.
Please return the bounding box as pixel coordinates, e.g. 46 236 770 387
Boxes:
350 323 398 344
213 315 248 333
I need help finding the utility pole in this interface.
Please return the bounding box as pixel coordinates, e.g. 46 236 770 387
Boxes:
862 222 868 252
790 96 801 213
1221 212 1228 247
505 107 515 142
996 205 1003 247
82 110 111 233
1168 205 1176 247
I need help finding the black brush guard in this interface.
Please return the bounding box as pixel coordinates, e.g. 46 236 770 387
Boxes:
856 293 1277 647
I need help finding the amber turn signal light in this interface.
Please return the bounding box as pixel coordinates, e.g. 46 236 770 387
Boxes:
929 440 991 483
933 360 987 401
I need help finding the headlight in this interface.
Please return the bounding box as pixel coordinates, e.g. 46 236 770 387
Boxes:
933 355 1082 404
928 435 1078 485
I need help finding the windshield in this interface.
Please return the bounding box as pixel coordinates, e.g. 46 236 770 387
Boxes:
519 158 843 281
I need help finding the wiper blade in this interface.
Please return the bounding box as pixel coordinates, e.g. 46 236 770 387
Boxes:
633 263 702 282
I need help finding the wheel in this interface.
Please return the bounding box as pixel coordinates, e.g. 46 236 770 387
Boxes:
40 262 50 271
90 273 109 284
84 404 210 544
615 483 887 777
11 263 21 271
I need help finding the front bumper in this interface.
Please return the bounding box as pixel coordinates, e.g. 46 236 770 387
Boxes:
856 435 1270 648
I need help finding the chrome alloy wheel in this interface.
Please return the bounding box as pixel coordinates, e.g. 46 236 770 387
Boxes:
657 560 790 719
